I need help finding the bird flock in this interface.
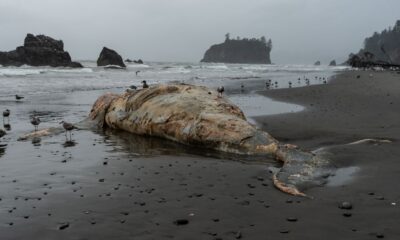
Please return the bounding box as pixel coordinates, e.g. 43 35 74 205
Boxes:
1 101 77 143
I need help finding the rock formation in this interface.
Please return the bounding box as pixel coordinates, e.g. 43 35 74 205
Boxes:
0 34 82 67
97 47 126 68
314 61 321 66
201 34 272 64
329 60 336 66
346 20 400 68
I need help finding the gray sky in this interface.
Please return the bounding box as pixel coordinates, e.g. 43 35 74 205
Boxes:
1 0 399 64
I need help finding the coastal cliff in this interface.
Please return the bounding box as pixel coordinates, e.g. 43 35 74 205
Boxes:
347 20 400 67
201 34 272 64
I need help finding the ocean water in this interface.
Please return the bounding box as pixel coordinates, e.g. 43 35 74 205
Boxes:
0 62 349 134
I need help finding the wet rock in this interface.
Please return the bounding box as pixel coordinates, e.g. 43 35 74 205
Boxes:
97 47 126 68
0 34 82 67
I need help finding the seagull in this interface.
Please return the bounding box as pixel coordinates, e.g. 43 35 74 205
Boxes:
15 95 24 101
60 121 76 141
217 86 224 98
2 109 10 123
0 129 5 139
30 116 40 131
142 80 149 88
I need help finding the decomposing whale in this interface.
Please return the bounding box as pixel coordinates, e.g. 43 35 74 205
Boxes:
19 84 337 196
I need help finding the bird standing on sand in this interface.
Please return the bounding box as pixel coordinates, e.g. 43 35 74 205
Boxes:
60 121 76 141
15 95 24 101
288 81 292 88
217 86 224 98
142 80 149 88
2 109 10 123
30 116 40 131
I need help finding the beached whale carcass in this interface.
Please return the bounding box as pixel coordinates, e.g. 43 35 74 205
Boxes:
88 84 333 196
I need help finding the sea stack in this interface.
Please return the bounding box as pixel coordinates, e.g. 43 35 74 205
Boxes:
97 47 126 68
329 60 337 66
201 34 272 64
0 34 83 68
314 61 321 66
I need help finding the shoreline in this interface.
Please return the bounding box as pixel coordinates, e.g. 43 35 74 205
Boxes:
0 70 399 239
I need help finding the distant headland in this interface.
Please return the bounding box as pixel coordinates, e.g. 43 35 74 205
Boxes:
347 20 400 68
201 34 272 64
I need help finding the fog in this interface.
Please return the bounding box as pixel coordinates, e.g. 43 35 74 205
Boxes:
0 0 399 64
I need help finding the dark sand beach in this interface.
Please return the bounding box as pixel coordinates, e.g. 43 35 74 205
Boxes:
0 70 399 239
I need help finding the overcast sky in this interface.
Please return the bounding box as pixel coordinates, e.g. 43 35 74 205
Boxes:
0 0 399 64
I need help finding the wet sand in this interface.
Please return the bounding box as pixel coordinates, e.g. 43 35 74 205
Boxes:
0 71 400 239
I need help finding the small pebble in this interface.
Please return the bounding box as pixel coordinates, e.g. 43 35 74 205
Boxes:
376 233 384 238
59 223 69 230
235 231 242 239
286 217 298 222
174 219 189 226
343 212 352 217
339 201 353 210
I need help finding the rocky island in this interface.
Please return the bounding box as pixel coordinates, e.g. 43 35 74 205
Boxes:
97 47 126 68
0 34 82 68
347 20 400 68
201 34 272 64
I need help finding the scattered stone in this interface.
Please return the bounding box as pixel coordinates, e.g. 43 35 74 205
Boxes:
339 201 353 210
343 212 352 217
173 219 189 226
376 233 385 238
286 217 298 222
58 222 69 230
235 231 242 239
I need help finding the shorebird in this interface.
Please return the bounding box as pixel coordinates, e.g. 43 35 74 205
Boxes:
30 116 40 131
217 86 224 98
2 109 10 123
142 80 149 88
288 81 292 88
136 70 141 76
0 129 5 139
15 95 24 101
60 121 76 141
